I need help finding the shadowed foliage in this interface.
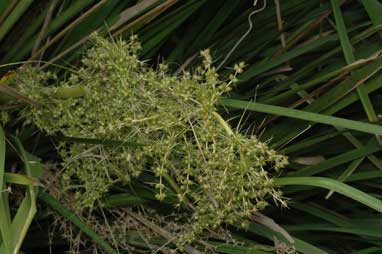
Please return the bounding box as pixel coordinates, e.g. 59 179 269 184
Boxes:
0 1 381 254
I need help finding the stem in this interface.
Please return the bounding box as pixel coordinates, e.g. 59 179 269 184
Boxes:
212 112 248 169
53 85 88 98
212 112 234 136
162 172 195 210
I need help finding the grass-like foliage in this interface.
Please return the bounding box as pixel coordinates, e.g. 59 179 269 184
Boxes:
15 34 287 247
1 1 382 253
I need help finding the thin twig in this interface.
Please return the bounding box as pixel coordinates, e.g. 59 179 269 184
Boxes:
250 212 295 244
174 53 197 76
0 84 40 107
217 0 267 70
112 0 178 37
126 210 203 254
40 35 92 70
274 0 285 49
29 0 108 61
109 0 162 32
41 0 176 69
31 0 58 63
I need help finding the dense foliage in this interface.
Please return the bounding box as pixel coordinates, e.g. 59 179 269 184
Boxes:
0 1 381 254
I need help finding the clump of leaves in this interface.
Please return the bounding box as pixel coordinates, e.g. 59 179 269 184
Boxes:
15 34 288 245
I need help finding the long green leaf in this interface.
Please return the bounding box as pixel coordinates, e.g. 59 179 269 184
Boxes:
0 125 5 192
4 172 39 186
362 0 382 27
275 177 382 213
247 223 328 254
326 157 364 199
332 0 378 123
331 0 355 63
0 0 34 43
10 137 38 253
209 241 273 254
220 98 382 135
292 140 381 176
39 190 118 254
5 0 94 63
239 35 338 82
285 223 382 238
0 125 11 254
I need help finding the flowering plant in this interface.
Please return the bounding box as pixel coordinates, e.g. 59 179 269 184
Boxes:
15 34 287 245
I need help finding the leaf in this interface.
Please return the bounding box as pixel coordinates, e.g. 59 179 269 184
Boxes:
0 0 34 43
239 35 338 82
362 0 382 26
247 223 328 254
274 177 382 213
291 139 381 176
10 137 38 253
0 125 12 253
284 223 382 238
101 193 147 208
331 0 355 63
209 241 274 254
220 98 382 136
58 136 144 148
331 0 378 123
4 172 40 186
39 191 118 254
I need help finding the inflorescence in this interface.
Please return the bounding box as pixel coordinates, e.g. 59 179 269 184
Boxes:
15 34 288 245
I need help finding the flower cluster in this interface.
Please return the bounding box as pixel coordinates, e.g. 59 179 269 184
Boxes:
15 34 288 244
